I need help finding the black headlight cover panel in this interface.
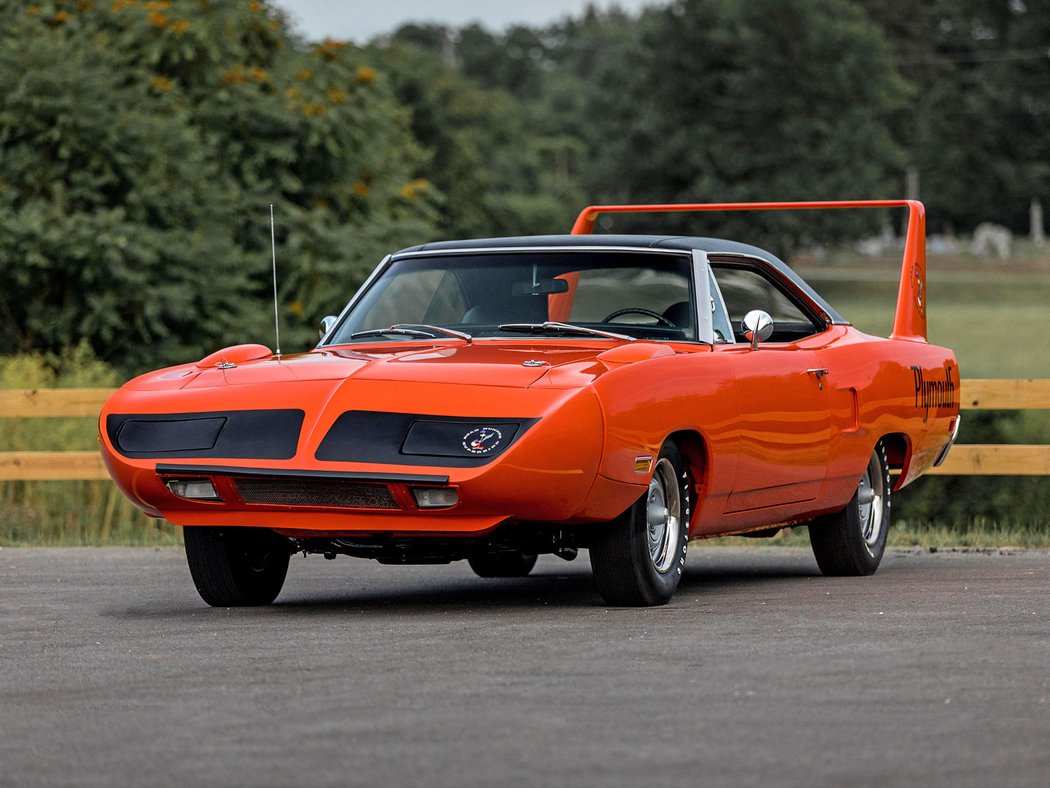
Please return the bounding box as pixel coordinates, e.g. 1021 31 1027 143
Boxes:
402 420 520 459
117 417 226 453
107 410 304 460
315 411 538 467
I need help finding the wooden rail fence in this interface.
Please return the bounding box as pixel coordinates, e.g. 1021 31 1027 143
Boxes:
2 381 1050 481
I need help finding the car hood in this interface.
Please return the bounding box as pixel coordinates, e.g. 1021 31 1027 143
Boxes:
125 341 682 392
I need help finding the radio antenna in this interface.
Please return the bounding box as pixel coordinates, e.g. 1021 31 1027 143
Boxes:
269 204 282 358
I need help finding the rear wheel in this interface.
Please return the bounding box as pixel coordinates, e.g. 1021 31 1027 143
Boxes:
590 441 691 606
183 526 291 606
468 551 538 578
809 442 891 576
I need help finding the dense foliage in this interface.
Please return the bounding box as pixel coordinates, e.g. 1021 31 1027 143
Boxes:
0 0 433 367
2 0 1046 369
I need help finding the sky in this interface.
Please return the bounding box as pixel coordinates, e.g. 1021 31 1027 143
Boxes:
274 1 655 42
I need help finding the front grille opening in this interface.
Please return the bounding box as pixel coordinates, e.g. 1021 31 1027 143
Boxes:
233 478 399 510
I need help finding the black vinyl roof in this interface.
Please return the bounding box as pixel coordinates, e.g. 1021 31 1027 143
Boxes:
393 234 848 325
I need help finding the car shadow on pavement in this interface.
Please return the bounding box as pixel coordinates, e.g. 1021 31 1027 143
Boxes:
678 563 820 594
109 551 835 617
271 571 601 613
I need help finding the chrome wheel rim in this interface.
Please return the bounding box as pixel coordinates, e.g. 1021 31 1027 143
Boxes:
646 458 681 574
857 452 885 551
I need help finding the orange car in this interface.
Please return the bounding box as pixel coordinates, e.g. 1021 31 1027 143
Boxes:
99 201 959 607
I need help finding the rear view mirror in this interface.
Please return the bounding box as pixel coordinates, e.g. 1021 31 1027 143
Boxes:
319 315 338 338
742 309 774 349
511 279 570 296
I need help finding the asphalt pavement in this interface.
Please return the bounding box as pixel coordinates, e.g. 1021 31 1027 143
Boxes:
1 545 1048 787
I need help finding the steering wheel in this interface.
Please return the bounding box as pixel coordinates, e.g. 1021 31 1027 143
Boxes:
602 307 677 327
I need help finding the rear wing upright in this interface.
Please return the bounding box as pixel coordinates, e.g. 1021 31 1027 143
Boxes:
571 200 928 343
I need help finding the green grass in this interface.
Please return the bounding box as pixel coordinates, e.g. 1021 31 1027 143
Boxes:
0 346 181 547
0 481 182 547
802 266 1050 380
711 520 1050 549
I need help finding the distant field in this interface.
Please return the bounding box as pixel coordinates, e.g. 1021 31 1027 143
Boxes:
798 263 1050 380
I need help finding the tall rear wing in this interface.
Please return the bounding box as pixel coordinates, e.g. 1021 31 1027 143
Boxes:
571 200 928 342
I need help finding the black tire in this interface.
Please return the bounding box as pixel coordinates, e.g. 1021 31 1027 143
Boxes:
183 526 291 606
468 551 538 578
590 440 691 606
809 441 891 576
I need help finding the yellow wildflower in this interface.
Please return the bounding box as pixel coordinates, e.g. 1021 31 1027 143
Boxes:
355 66 377 85
171 19 190 34
221 65 247 85
351 182 371 198
301 103 327 117
288 299 304 316
27 5 42 15
249 66 269 83
314 38 347 61
325 87 347 104
296 69 312 81
111 0 136 10
399 179 430 200
147 10 168 26
54 9 69 22
144 0 171 9
284 87 301 99
150 75 174 92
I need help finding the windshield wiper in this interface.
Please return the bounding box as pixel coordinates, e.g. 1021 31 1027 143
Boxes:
394 323 472 342
497 321 634 341
350 324 472 342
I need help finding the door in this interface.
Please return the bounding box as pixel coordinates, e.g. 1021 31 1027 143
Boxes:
718 344 830 512
708 261 831 512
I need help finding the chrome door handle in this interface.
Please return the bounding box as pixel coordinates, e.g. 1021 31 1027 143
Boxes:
806 368 829 389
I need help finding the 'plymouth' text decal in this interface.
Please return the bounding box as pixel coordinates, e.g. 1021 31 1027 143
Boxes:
912 365 955 422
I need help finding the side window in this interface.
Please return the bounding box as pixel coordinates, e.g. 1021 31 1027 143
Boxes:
711 265 822 342
363 269 465 327
422 271 467 324
708 268 734 343
568 267 694 338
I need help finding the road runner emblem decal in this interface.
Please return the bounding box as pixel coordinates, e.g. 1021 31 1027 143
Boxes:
462 427 504 455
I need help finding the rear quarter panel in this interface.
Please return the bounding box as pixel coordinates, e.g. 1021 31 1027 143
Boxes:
813 326 959 502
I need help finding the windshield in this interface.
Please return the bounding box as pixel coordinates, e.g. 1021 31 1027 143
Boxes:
327 250 696 344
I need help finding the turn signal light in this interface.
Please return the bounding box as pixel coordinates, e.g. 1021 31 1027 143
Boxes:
166 479 221 501
411 487 459 509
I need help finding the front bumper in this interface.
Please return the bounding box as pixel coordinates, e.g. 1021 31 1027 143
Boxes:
100 382 645 536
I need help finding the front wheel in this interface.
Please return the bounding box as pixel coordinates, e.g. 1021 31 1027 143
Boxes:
183 526 291 606
809 441 891 576
590 441 691 606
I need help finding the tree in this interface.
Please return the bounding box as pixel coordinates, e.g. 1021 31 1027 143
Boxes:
556 0 908 245
0 1 436 370
859 0 1050 233
374 37 585 238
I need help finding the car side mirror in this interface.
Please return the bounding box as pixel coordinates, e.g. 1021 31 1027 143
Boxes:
742 309 774 350
319 315 338 339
